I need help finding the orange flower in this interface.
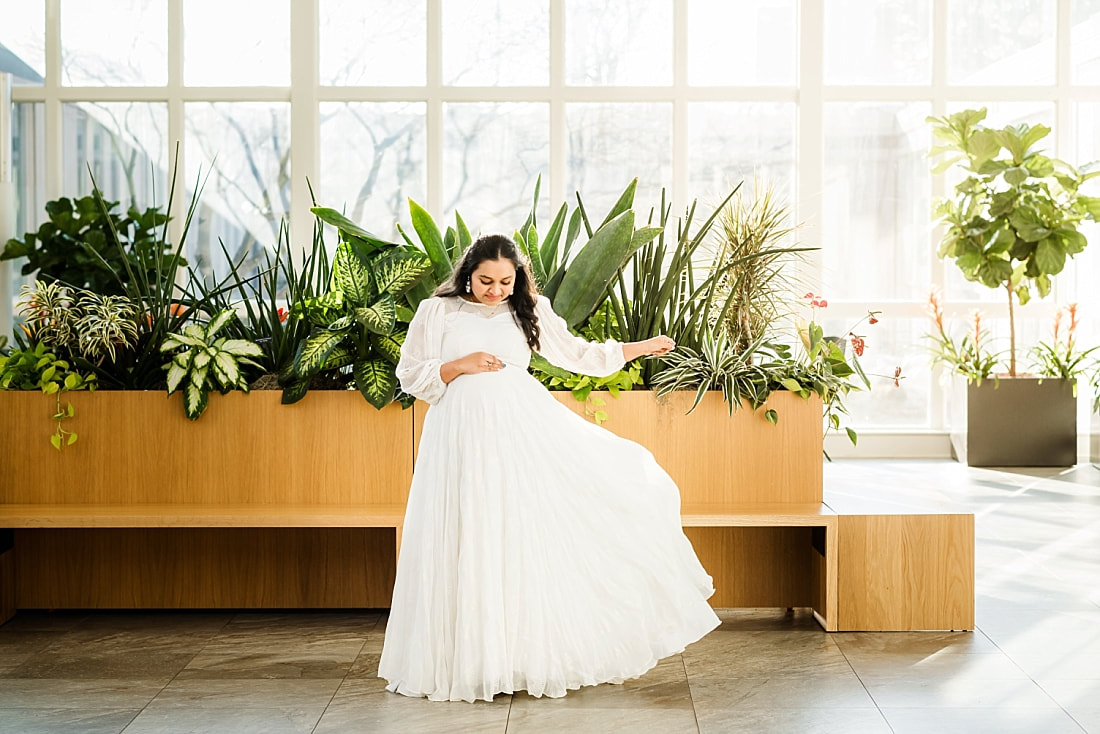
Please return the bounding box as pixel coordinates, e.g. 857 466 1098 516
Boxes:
849 333 866 357
277 307 289 323
970 309 984 346
169 302 188 317
926 287 945 333
18 323 33 339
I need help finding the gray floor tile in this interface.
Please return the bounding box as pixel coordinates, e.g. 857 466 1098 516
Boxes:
833 630 1000 655
1067 709 1100 734
505 705 699 734
0 707 140 734
843 651 1028 681
880 707 1087 734
688 674 876 709
146 678 340 710
508 658 693 711
1037 679 1100 712
695 707 891 734
176 637 365 679
313 680 510 734
0 680 166 709
862 676 1061 709
121 705 322 734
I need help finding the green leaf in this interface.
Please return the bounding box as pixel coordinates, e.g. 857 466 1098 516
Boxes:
211 351 241 387
1003 166 1028 185
67 432 77 445
409 199 452 282
183 381 209 420
1035 273 1052 299
66 402 75 417
41 365 56 382
50 434 62 450
1079 195 1100 219
64 373 79 390
968 129 1002 169
372 250 432 297
330 241 374 305
780 378 802 392
353 358 398 409
291 329 348 379
553 210 638 328
370 327 407 365
280 378 310 405
1009 208 1051 243
455 210 473 259
845 427 858 445
599 178 637 229
220 339 264 357
1034 237 1066 275
165 359 189 393
764 409 778 425
204 310 236 340
355 293 397 335
310 207 396 252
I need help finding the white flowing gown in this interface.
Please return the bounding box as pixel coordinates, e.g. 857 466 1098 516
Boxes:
378 294 720 702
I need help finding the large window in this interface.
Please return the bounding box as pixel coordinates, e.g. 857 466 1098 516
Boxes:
5 0 1100 446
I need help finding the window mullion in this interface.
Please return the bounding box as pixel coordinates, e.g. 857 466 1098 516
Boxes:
426 0 443 217
167 0 184 255
290 0 320 263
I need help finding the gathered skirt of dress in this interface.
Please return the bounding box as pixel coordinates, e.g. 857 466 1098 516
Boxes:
378 365 720 702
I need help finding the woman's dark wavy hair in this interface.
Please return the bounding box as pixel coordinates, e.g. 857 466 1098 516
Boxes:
434 233 541 351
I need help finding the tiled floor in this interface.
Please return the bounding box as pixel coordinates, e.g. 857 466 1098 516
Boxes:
1 460 1098 733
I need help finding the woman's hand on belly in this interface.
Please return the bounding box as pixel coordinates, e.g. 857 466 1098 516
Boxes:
440 351 507 383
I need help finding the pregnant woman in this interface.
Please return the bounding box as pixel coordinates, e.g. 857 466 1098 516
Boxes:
378 233 719 702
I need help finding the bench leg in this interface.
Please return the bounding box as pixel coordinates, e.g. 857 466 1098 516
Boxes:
824 520 838 631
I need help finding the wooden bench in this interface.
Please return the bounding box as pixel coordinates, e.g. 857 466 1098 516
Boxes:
0 502 842 628
0 498 971 633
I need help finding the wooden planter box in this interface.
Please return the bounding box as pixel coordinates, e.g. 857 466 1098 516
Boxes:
950 378 1077 467
0 388 822 613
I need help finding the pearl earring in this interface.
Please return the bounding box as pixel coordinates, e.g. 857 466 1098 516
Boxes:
465 277 471 293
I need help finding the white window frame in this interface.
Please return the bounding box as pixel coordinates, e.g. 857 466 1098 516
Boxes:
9 0 1099 456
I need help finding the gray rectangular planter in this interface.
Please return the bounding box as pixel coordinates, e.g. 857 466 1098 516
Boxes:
950 377 1077 467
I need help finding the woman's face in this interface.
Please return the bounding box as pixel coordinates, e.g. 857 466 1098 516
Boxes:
469 258 516 305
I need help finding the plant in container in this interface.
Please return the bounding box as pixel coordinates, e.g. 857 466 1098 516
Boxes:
926 108 1100 465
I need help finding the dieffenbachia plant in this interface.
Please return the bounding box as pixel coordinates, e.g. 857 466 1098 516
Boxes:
161 310 264 420
280 219 432 409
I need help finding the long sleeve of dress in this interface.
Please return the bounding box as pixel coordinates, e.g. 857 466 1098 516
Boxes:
534 295 626 378
396 296 448 404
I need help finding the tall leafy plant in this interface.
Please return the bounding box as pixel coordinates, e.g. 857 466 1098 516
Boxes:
194 215 333 381
927 107 1100 375
1 194 182 296
67 152 224 389
280 213 432 408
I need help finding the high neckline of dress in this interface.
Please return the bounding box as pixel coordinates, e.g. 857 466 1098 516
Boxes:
459 296 510 309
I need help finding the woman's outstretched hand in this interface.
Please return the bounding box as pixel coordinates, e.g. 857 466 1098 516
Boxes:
622 336 676 362
440 352 506 384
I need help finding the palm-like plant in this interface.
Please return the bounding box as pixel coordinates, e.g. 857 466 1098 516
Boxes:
706 178 805 356
161 310 264 420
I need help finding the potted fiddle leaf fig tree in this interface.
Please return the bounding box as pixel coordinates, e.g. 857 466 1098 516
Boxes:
927 107 1100 466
